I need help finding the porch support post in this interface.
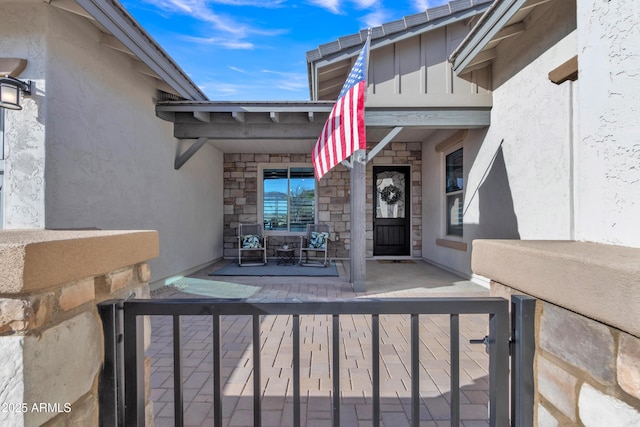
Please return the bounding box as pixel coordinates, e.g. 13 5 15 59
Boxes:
350 149 367 291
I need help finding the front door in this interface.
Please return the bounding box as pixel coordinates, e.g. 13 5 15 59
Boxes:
373 166 410 256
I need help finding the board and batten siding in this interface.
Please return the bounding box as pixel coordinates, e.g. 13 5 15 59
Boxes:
367 22 492 108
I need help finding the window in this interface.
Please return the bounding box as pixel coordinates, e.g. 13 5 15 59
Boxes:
262 166 315 233
445 148 463 237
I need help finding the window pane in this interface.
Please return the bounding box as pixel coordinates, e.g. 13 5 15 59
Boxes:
446 148 463 193
263 169 288 230
289 168 315 232
263 167 316 232
447 194 463 236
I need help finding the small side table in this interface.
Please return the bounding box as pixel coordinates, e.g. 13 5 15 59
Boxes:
277 247 296 265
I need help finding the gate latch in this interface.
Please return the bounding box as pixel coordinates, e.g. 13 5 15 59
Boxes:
470 335 490 353
470 335 515 355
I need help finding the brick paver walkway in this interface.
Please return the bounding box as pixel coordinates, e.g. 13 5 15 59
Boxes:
148 260 492 427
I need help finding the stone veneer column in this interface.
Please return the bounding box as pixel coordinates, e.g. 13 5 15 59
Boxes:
0 230 159 426
473 240 640 425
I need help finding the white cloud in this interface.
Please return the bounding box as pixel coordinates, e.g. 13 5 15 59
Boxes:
263 70 308 93
411 0 449 12
211 0 285 5
229 66 249 73
306 0 341 14
182 35 255 49
412 0 429 11
361 10 387 27
352 0 380 9
141 0 286 49
306 0 383 14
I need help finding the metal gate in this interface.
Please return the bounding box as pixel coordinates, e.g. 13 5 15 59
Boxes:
98 295 535 427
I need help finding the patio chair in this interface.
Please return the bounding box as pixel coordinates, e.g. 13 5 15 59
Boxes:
238 223 268 266
299 224 330 267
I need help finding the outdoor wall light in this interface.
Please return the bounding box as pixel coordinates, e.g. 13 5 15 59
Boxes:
0 75 33 110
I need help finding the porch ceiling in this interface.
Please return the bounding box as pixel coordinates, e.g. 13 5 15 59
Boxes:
155 101 490 154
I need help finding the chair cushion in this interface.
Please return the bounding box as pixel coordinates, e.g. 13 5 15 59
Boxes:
309 231 329 249
242 234 263 249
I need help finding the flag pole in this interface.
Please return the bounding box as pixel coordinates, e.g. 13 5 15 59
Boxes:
349 29 371 292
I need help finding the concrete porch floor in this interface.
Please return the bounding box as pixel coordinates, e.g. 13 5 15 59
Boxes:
148 259 492 426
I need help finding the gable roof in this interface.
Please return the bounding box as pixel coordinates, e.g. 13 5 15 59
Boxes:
53 0 207 101
449 0 552 75
306 0 492 100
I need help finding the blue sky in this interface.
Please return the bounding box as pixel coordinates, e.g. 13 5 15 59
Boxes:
120 0 449 101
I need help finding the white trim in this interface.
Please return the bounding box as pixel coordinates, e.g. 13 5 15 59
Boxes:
441 144 465 241
470 273 491 289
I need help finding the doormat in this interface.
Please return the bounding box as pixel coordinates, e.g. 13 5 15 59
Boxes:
209 259 339 277
377 260 416 264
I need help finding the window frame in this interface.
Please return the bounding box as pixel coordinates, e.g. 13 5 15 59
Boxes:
443 146 464 239
258 163 317 236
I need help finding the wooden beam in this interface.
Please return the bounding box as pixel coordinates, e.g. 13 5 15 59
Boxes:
308 112 315 122
175 122 327 139
435 130 468 153
319 75 349 94
436 239 468 252
132 60 161 79
365 108 490 128
49 0 95 20
174 138 208 170
366 127 403 162
548 55 578 85
350 150 367 291
156 111 175 122
193 111 210 123
465 48 496 70
270 112 280 123
492 22 526 43
100 33 135 57
522 0 552 11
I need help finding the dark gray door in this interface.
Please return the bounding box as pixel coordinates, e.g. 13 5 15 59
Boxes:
373 166 410 256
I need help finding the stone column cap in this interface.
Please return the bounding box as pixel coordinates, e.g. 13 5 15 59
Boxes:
0 230 159 294
472 239 640 337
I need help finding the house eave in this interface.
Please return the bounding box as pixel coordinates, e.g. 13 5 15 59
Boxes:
74 0 208 101
450 0 528 75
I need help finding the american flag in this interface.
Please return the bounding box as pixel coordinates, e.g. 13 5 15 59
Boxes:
312 40 369 180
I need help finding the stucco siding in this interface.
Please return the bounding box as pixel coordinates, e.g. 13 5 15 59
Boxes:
0 2 47 228
421 1 577 278
476 1 576 241
421 129 489 277
576 0 640 247
1 3 223 282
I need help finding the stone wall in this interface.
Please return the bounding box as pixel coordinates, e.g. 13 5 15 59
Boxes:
0 230 159 426
473 240 640 426
223 143 422 260
493 282 640 425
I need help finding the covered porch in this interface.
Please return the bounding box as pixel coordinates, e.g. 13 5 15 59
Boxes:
148 260 493 426
153 0 494 291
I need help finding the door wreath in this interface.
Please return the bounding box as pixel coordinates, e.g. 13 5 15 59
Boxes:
379 184 402 205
